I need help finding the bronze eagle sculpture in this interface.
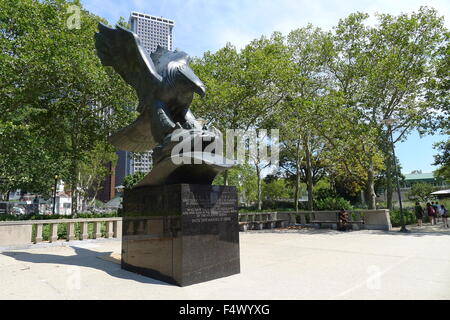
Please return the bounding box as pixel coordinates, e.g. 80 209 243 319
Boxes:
94 23 233 186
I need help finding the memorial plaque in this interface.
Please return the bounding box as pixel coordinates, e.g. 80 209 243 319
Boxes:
121 184 240 287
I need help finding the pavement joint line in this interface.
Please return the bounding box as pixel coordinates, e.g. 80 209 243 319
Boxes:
331 255 416 299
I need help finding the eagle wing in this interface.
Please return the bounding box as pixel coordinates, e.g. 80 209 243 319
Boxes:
95 23 162 152
95 23 162 109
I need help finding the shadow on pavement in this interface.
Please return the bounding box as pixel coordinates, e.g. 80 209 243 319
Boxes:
384 224 450 237
248 225 450 237
1 246 175 287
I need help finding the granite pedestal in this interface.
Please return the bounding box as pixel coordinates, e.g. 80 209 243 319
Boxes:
121 184 240 287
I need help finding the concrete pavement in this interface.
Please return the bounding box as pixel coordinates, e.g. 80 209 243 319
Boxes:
0 228 449 300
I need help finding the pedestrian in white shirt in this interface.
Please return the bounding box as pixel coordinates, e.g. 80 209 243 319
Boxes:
436 202 443 223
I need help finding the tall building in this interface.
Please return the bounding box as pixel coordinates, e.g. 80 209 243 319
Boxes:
114 151 133 188
130 151 153 174
97 161 116 204
129 11 175 53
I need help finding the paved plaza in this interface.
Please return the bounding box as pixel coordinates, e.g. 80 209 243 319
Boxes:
0 227 449 300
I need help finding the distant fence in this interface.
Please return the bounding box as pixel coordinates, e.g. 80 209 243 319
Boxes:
0 218 122 247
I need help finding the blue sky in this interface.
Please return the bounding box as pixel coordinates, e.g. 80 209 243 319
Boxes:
81 0 449 174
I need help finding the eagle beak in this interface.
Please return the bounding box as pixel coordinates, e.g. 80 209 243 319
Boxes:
178 65 206 98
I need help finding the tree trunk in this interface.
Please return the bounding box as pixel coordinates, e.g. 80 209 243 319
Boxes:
70 156 79 217
71 183 78 217
385 146 393 210
386 171 393 210
304 136 314 211
360 190 366 207
90 182 101 207
256 165 262 211
367 160 377 210
294 173 300 212
381 131 393 210
294 142 301 212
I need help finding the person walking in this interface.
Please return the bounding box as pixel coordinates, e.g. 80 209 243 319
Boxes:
414 202 424 227
440 204 449 228
432 202 440 223
427 203 436 225
436 202 444 224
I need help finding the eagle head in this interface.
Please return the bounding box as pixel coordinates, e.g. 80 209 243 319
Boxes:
151 46 206 97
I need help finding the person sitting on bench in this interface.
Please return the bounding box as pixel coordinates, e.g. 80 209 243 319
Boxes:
338 209 351 231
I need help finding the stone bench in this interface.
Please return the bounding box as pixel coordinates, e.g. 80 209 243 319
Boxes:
239 219 288 231
300 210 392 231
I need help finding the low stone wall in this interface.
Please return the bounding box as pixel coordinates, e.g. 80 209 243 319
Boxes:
275 212 297 225
363 210 392 231
229 210 393 231
0 218 123 247
0 210 393 246
311 211 338 229
239 212 296 225
0 224 33 246
238 212 294 231
296 210 392 231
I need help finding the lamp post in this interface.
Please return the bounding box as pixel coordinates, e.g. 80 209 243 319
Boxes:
52 175 59 215
384 119 408 233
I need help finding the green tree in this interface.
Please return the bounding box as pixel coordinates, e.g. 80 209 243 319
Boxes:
123 172 146 190
322 8 447 209
192 35 289 135
192 33 290 209
214 164 258 207
323 12 386 209
367 8 446 210
314 98 385 208
262 178 292 201
0 0 138 213
0 122 65 199
423 30 449 133
408 182 435 202
78 141 118 209
433 139 450 182
279 25 331 211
